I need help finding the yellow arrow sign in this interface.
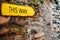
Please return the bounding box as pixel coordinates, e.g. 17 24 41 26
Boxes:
1 3 35 16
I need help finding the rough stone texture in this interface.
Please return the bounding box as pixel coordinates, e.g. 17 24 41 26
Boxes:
0 17 10 25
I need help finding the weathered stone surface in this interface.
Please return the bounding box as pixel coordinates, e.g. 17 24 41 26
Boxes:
34 32 45 38
0 16 10 25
